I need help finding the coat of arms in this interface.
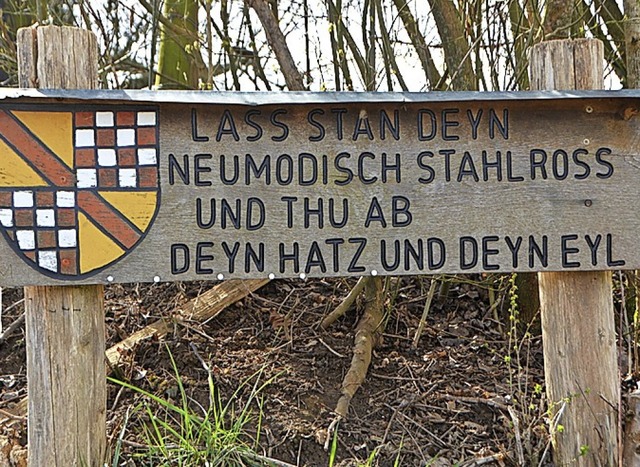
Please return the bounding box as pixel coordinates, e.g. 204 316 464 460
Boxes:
0 106 160 279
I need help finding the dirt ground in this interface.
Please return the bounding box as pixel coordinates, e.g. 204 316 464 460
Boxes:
0 275 552 466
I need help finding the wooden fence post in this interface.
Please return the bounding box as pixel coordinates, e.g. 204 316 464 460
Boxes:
17 26 106 467
530 39 619 466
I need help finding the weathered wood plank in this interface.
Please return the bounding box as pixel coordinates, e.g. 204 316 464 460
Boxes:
533 39 619 466
18 25 106 467
1 91 640 285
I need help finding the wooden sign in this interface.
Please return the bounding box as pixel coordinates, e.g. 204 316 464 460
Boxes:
0 89 639 286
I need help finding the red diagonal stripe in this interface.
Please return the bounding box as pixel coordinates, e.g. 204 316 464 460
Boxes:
0 110 74 187
77 191 141 249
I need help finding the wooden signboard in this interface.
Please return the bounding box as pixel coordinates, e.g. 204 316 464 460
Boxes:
0 89 638 286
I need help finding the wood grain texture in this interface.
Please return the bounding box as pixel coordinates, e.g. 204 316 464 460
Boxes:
0 94 639 285
532 39 619 466
18 25 106 467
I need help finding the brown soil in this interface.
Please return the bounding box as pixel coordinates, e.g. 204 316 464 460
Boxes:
0 275 551 466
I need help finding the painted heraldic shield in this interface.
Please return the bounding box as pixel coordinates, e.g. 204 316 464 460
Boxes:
0 107 160 279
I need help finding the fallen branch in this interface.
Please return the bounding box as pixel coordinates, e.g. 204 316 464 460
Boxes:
321 277 366 329
106 278 269 367
334 276 385 418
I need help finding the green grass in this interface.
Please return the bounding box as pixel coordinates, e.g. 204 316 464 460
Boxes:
109 348 276 466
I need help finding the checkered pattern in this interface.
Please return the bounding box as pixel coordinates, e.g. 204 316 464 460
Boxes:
0 189 78 275
74 110 158 189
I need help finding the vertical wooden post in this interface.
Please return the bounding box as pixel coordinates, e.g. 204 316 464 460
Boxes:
17 26 106 467
530 39 619 466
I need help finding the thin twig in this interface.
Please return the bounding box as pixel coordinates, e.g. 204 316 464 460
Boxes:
0 311 25 346
412 277 439 348
321 277 366 329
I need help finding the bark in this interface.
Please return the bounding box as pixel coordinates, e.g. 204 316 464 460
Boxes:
391 0 441 88
427 0 476 91
246 0 306 90
543 0 577 39
154 0 200 89
334 276 384 418
625 0 640 88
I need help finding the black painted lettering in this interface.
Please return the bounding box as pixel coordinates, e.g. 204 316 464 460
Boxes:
572 148 591 180
606 233 626 266
418 109 437 141
530 149 548 180
216 110 240 142
392 196 412 227
246 154 271 185
428 238 446 269
335 152 353 186
596 147 614 179
328 198 349 228
196 198 215 229
307 109 325 142
347 238 367 273
365 197 387 228
222 242 240 273
171 244 190 274
325 238 344 272
358 152 377 184
244 109 263 142
404 239 424 270
299 153 318 186
442 108 460 141
352 112 374 140
279 242 300 273
460 236 478 270
561 234 580 268
168 154 189 185
441 149 455 182
552 150 569 180
305 241 327 273
332 108 347 140
529 235 548 268
304 198 324 228
220 199 241 229
457 152 479 182
482 150 502 181
467 109 483 139
380 239 400 272
191 108 209 142
246 197 265 231
489 108 508 139
382 153 401 183
220 155 239 185
506 151 524 182
505 236 522 268
482 236 500 271
281 196 298 228
195 242 214 274
270 109 289 142
417 151 436 184
194 154 212 186
245 242 265 272
585 234 602 266
380 110 400 140
276 154 294 185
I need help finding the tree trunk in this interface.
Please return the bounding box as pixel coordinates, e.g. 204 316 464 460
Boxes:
155 0 200 89
531 39 619 467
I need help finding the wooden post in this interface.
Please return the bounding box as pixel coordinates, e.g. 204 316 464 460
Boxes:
17 26 106 467
530 39 619 466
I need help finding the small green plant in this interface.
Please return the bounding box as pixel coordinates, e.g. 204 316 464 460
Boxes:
109 347 276 466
